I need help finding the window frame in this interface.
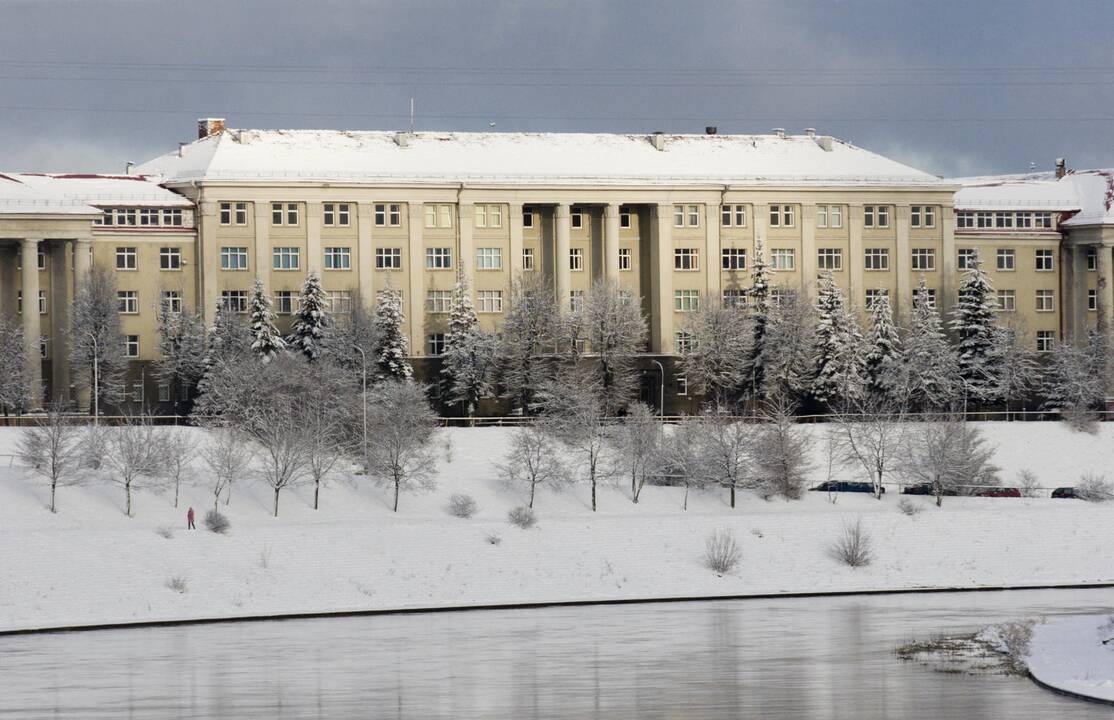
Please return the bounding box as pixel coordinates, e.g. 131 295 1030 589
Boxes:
864 248 890 271
996 248 1016 272
721 247 747 271
159 246 182 271
673 248 699 271
115 246 138 271
375 247 403 270
272 246 301 271
673 289 700 312
117 290 139 315
618 247 632 271
569 248 584 271
771 248 796 271
477 290 504 313
323 246 352 271
911 248 936 272
817 248 843 271
425 247 453 270
476 247 503 271
1035 289 1055 313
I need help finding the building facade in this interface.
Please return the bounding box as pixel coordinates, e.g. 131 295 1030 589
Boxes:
3 121 1113 412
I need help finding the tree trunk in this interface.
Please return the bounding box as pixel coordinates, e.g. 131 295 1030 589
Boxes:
529 481 536 509
730 482 736 509
174 478 179 509
225 482 232 506
683 484 689 511
50 480 56 513
273 486 280 517
125 480 132 517
393 478 400 512
314 478 320 510
214 494 220 514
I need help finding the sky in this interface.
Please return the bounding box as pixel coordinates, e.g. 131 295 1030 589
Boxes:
0 0 1112 178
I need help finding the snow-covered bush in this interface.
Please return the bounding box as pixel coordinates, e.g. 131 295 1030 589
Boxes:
156 525 175 539
897 498 923 517
508 506 536 529
166 576 188 594
1076 474 1114 502
1016 469 1041 498
829 518 873 567
485 532 502 545
704 528 741 575
978 619 1037 675
204 510 231 534
448 494 478 519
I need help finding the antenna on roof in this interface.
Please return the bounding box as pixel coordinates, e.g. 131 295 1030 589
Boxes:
409 97 415 133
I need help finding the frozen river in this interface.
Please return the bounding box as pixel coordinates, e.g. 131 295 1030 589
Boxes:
1 588 1112 718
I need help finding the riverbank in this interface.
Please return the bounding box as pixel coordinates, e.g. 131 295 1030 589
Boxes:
1028 615 1114 704
2 423 1114 634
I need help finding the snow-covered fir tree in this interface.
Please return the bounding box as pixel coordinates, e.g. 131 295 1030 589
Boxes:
863 290 901 398
896 279 960 410
811 272 864 405
154 299 206 407
759 290 816 403
373 285 412 381
949 256 1000 403
744 234 774 396
987 324 1038 416
580 278 648 414
288 271 331 362
0 315 25 413
249 279 285 363
440 271 495 416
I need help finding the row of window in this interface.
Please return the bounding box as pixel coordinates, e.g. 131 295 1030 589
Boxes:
956 211 1055 230
218 290 354 315
114 246 183 270
95 208 185 227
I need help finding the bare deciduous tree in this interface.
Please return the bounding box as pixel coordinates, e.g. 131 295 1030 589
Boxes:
831 394 907 499
301 363 351 510
900 415 1000 506
611 402 662 503
580 278 648 414
658 416 710 511
497 423 566 508
104 414 169 516
200 425 254 512
246 399 310 517
18 406 83 512
161 428 198 509
365 381 439 512
678 296 751 406
752 399 813 500
540 368 613 512
697 407 755 509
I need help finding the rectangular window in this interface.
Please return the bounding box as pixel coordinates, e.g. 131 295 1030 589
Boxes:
677 376 689 396
476 247 503 270
674 205 685 227
274 290 295 315
375 247 402 270
139 208 160 226
673 290 700 312
1016 212 1033 229
910 205 935 228
219 202 232 225
322 203 351 227
817 248 843 271
329 291 352 314
914 288 938 309
687 205 700 227
160 290 182 315
864 205 890 228
674 331 695 354
769 204 794 227
911 248 936 271
37 290 46 315
997 249 1016 271
1088 247 1097 271
864 248 890 271
1089 289 1098 311
158 384 171 403
220 246 249 270
865 288 889 309
620 208 632 229
324 247 351 270
220 291 248 314
972 211 991 229
162 208 183 226
569 290 585 313
234 203 247 225
124 335 140 358
571 210 583 230
375 203 402 227
477 290 503 313
424 204 437 228
957 212 974 229
957 248 977 270
115 247 138 270
721 248 747 271
1035 289 1055 312
474 204 503 229
569 248 584 271
1035 249 1054 271
1036 330 1055 352
996 289 1016 313
864 206 874 227
816 205 842 229
522 206 534 229
285 203 299 225
771 248 796 271
1036 212 1053 229
159 247 182 270
522 248 536 271
427 333 446 356
723 289 747 308
117 290 138 314
426 290 452 314
618 247 632 271
425 247 453 269
817 205 827 228
995 212 1014 229
272 202 283 226
674 248 699 271
272 247 301 271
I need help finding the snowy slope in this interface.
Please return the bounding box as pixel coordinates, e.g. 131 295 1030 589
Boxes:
1029 615 1114 702
0 422 1112 633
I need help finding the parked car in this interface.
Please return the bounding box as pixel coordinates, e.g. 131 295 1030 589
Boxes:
810 481 883 494
1052 487 1078 499
902 484 958 496
975 487 1021 498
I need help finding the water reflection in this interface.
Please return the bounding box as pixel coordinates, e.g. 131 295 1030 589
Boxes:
1 588 1112 719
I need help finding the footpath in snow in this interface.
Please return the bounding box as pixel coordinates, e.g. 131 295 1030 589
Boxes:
1 422 1114 634
1029 615 1114 703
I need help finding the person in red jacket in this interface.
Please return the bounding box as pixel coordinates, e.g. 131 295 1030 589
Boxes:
187 507 195 530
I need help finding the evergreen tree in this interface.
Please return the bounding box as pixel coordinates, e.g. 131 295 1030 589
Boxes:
811 272 864 405
581 278 648 414
949 256 999 403
744 234 774 396
497 275 559 414
249 279 285 363
863 291 901 398
195 302 251 407
288 271 331 361
760 290 816 403
987 324 1038 416
154 299 206 410
0 315 25 413
895 279 960 410
440 271 495 416
373 285 412 381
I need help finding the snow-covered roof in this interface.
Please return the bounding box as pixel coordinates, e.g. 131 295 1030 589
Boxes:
0 173 100 216
9 173 192 208
135 129 947 187
951 169 1114 226
1058 171 1114 227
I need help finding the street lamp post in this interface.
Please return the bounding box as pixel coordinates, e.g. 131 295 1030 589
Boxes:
650 359 665 419
353 344 368 471
86 331 99 427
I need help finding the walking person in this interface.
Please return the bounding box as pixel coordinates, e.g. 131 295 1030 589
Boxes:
187 506 196 530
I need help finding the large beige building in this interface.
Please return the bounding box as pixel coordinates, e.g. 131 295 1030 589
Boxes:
2 120 1112 412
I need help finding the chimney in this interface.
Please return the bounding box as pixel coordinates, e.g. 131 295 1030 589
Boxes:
1055 158 1067 179
805 128 816 139
198 118 226 139
125 161 134 175
705 126 718 136
773 128 786 139
651 131 666 151
394 131 412 148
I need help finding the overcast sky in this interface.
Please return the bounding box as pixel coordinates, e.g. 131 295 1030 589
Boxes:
1 0 1112 177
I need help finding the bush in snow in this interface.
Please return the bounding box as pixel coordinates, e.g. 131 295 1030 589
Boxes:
166 576 188 594
448 494 478 519
156 525 175 539
897 498 923 517
829 518 873 568
1076 474 1114 502
204 509 231 534
1016 469 1041 498
508 506 536 529
979 619 1037 675
704 528 741 575
485 532 502 545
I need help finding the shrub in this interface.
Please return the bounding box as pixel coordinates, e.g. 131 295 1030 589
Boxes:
1077 473 1114 502
166 576 188 594
829 518 873 568
155 525 175 539
508 506 536 529
485 532 502 545
1016 469 1041 498
204 509 231 534
704 528 741 575
448 493 478 519
1062 407 1100 434
897 498 923 517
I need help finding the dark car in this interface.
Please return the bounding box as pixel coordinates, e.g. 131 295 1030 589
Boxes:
976 487 1021 498
810 481 883 494
1052 487 1078 499
902 484 957 496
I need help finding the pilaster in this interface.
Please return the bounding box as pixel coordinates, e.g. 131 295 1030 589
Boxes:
21 238 43 408
651 204 674 354
554 203 572 309
406 204 425 357
357 203 374 309
703 203 721 298
894 204 912 318
604 204 621 282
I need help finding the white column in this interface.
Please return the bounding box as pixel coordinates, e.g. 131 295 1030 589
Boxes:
1072 245 1089 342
651 204 674 354
554 203 572 309
197 200 220 325
72 236 92 411
21 238 43 408
357 203 375 309
406 204 425 357
604 204 621 282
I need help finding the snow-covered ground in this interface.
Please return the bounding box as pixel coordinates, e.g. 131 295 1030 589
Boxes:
1 422 1113 634
1029 615 1114 702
